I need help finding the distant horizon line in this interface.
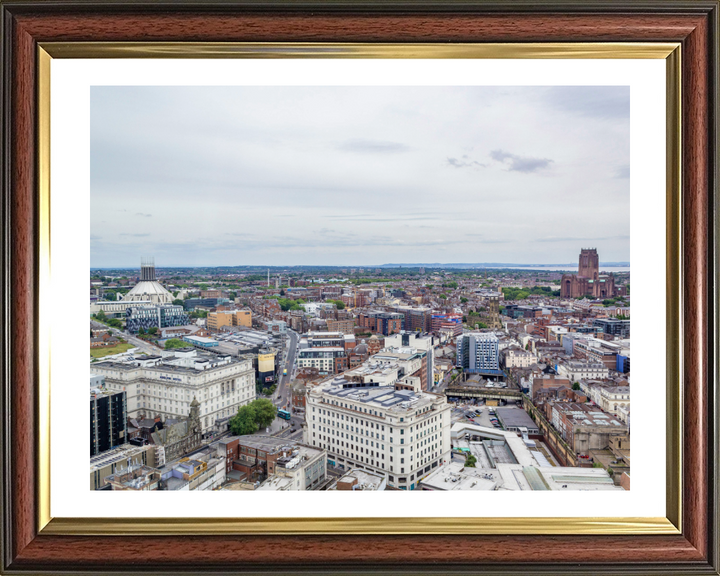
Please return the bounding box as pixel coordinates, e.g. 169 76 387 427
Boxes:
90 261 631 270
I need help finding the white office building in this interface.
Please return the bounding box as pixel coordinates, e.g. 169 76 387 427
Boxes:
557 360 609 381
304 376 452 490
91 348 255 435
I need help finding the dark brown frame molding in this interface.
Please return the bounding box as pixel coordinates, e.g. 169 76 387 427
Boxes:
1 1 718 574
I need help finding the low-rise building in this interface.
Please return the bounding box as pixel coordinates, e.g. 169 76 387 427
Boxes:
503 347 536 369
207 309 252 332
593 318 630 338
160 453 226 491
546 401 628 456
257 444 327 491
216 435 326 489
582 383 631 415
556 359 609 382
297 347 348 375
332 468 387 491
326 318 356 334
90 443 157 490
104 464 161 491
418 422 620 491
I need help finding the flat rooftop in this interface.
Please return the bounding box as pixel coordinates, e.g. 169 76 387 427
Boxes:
419 461 498 490
90 443 151 471
319 379 437 413
237 435 299 453
495 407 539 430
337 468 385 490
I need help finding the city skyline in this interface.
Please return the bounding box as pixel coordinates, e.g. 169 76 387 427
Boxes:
91 85 630 267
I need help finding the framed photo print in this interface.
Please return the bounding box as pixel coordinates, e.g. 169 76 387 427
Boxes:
1 1 717 574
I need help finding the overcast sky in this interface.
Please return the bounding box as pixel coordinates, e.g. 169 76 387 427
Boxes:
91 86 629 268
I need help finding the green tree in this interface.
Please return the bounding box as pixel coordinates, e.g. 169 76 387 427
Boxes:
464 454 477 468
172 299 184 306
164 338 187 349
572 382 581 391
148 327 158 335
96 310 107 322
460 297 468 303
251 398 277 428
138 328 146 335
107 318 123 329
229 405 259 436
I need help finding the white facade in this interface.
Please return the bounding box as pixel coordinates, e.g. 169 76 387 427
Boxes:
504 347 536 368
124 280 174 305
90 299 152 316
258 445 327 491
594 385 631 415
297 346 345 374
557 360 609 381
304 377 452 490
91 350 255 435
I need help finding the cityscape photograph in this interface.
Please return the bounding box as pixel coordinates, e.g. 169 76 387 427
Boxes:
89 86 630 492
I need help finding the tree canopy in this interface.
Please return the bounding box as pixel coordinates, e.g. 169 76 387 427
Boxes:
252 398 277 428
164 338 187 349
278 298 305 311
228 398 280 435
502 286 560 301
229 405 259 436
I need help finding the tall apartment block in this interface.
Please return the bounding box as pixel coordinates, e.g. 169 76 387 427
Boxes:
456 332 502 376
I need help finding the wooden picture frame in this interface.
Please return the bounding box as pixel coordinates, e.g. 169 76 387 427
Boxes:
1 1 718 573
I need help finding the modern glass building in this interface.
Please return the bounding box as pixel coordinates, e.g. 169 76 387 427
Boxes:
593 318 630 338
125 304 190 333
90 389 127 456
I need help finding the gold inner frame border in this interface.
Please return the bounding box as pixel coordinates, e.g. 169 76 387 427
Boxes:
36 41 682 536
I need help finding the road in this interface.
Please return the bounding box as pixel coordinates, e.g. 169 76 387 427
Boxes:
272 415 304 441
273 330 299 409
109 328 158 355
431 370 454 394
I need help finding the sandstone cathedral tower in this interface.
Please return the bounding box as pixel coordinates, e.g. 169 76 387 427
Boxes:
560 248 626 299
